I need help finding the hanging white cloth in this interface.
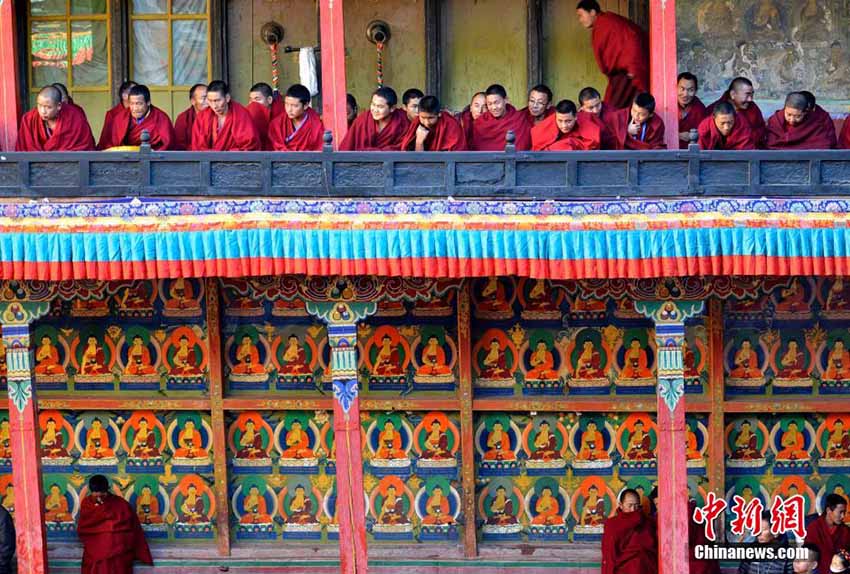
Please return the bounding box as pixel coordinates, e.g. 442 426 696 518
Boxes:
299 47 319 97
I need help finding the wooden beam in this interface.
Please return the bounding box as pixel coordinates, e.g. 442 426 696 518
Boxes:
424 0 441 98
0 0 20 151
457 282 477 558
474 397 659 412
38 397 210 411
707 298 725 540
526 0 543 93
319 0 348 149
648 0 678 150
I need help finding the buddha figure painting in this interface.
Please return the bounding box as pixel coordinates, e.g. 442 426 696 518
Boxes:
473 329 518 396
479 479 522 540
76 416 119 473
473 277 515 320
413 412 459 476
770 417 813 474
365 326 411 391
163 327 207 391
128 479 169 538
615 332 656 394
818 415 850 473
272 331 319 390
33 326 68 389
168 416 213 473
161 278 203 318
616 414 657 475
171 475 215 539
566 329 611 395
526 478 569 541
725 332 767 394
412 289 455 318
686 418 708 474
569 417 614 475
476 415 520 476
770 334 814 394
71 330 115 390
39 411 74 470
371 476 414 540
223 283 265 317
412 328 456 391
821 334 850 394
274 413 319 474
725 418 768 474
280 480 322 540
121 411 165 473
234 478 277 540
367 413 413 477
415 477 460 541
229 412 273 474
772 279 812 320
227 327 270 390
519 278 562 321
119 327 161 390
113 281 156 318
823 278 850 319
571 477 614 541
522 417 568 475
43 480 79 539
521 331 563 395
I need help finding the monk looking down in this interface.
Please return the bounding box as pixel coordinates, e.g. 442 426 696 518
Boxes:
677 72 707 149
173 84 208 150
268 83 325 152
402 88 424 122
697 101 756 150
97 81 137 150
98 84 175 150
190 80 260 151
77 474 152 574
805 493 850 574
340 86 409 151
400 95 467 151
607 92 667 150
600 488 657 574
16 85 95 151
246 82 284 150
766 91 838 150
576 0 648 110
531 99 601 151
578 86 618 150
469 84 532 151
708 77 766 147
522 84 555 128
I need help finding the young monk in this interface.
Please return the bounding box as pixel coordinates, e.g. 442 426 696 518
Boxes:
697 101 756 150
246 82 286 149
802 91 838 146
522 84 555 127
402 88 424 122
677 72 707 149
400 95 466 151
469 84 532 151
708 77 766 147
805 494 850 574
97 84 175 150
600 489 657 574
339 86 408 151
606 92 666 150
578 86 618 150
531 99 601 151
459 91 486 148
766 91 837 150
97 80 137 150
268 83 325 151
190 80 260 151
173 84 208 150
16 85 95 151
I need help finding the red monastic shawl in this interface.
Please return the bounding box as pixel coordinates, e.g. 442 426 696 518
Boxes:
268 107 325 151
400 112 467 151
707 94 767 148
678 97 708 149
521 106 555 128
697 114 756 150
339 108 409 151
97 103 127 150
173 106 196 151
606 107 666 150
531 111 601 151
840 117 850 149
600 510 658 574
805 516 850 574
765 108 837 150
246 101 272 150
469 104 532 151
190 101 260 151
77 494 153 574
591 12 649 109
16 104 95 151
98 106 175 150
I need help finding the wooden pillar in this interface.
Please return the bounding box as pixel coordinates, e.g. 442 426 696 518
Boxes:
706 298 726 539
2 301 52 574
635 300 704 574
319 0 348 149
0 0 21 151
648 0 678 150
456 282 477 558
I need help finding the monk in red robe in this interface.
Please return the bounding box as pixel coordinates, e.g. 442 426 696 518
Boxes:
340 87 409 151
16 85 95 151
402 88 424 122
766 91 837 150
677 72 707 149
522 84 555 128
600 489 657 574
77 474 153 574
470 84 532 151
805 493 850 574
97 85 175 150
697 102 756 150
96 81 137 150
841 117 850 150
400 95 466 151
173 84 208 150
52 82 90 123
190 80 260 151
577 0 648 110
346 93 358 128
707 77 766 148
802 91 837 147
246 82 282 150
532 100 601 151
268 83 325 151
607 93 666 150
458 92 486 149
579 87 618 150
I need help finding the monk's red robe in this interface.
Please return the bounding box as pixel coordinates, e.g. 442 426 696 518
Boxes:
591 12 649 110
607 107 666 150
531 111 601 151
600 510 657 574
97 106 175 150
270 96 285 120
688 501 720 574
77 494 153 574
591 104 619 150
339 108 408 151
469 104 532 151
840 117 850 149
458 109 475 149
707 95 767 148
678 97 708 149
805 516 850 574
697 115 756 150
268 107 325 151
16 104 95 151
190 101 260 151
173 106 196 151
246 101 273 150
765 108 837 150
400 111 467 151
97 103 127 150
521 106 555 128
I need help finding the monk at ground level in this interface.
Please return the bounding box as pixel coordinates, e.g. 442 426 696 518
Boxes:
532 99 601 151
400 95 467 151
469 84 532 151
606 93 666 150
698 101 756 150
268 83 325 152
765 91 837 150
190 80 260 151
16 85 95 151
600 488 657 574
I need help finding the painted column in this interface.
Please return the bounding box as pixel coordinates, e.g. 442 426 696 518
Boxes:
635 300 704 574
0 0 21 151
648 0 679 150
456 283 477 558
2 301 52 574
319 0 348 148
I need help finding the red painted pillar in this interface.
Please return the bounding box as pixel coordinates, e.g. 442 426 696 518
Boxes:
319 0 348 149
0 0 21 151
648 0 678 150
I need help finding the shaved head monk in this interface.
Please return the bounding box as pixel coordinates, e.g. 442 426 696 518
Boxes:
805 493 850 574
340 86 409 151
98 84 175 150
190 80 260 151
250 82 284 119
766 91 837 149
246 82 279 150
600 488 657 574
522 84 555 127
801 91 838 146
697 101 756 150
346 93 358 127
469 84 532 151
576 0 648 110
16 85 95 151
97 80 137 150
532 99 601 151
50 82 89 120
578 86 617 149
268 83 325 151
402 88 425 122
677 72 707 149
400 95 466 151
708 77 766 147
459 91 486 148
607 92 666 150
173 83 208 150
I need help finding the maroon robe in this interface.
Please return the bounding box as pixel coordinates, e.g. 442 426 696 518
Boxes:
469 104 532 151
97 106 175 150
765 108 837 150
190 101 260 151
697 115 756 150
77 494 153 574
97 103 127 150
246 101 273 150
805 515 850 574
458 109 475 150
400 112 467 151
707 95 767 148
678 97 708 149
16 104 95 151
340 108 408 151
173 106 197 151
688 501 720 574
600 509 658 574
606 107 666 150
531 111 601 151
591 12 649 110
591 104 619 150
840 118 850 149
268 107 325 151
521 106 555 128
